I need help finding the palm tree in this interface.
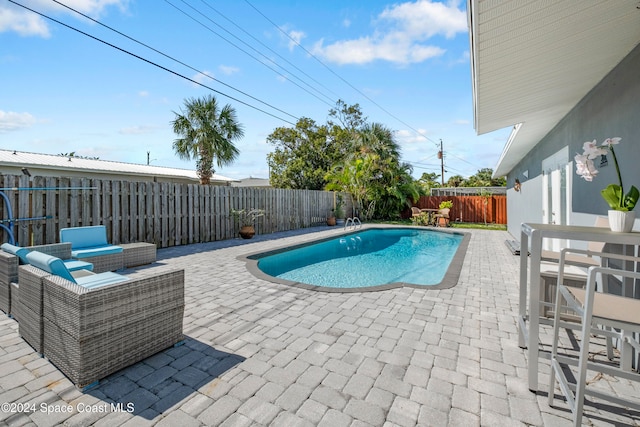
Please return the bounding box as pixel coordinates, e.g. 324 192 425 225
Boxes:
171 95 244 184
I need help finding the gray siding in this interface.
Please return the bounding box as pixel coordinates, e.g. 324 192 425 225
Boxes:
506 42 640 234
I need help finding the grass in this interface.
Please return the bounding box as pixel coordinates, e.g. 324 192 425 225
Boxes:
371 218 507 231
450 222 507 231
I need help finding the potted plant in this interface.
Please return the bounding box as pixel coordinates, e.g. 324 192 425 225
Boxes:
231 208 265 239
575 137 639 232
439 200 453 210
327 209 336 226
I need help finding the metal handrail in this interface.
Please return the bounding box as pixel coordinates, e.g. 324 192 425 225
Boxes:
344 217 362 231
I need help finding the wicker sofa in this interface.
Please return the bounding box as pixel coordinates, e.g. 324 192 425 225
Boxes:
0 243 92 318
20 251 185 389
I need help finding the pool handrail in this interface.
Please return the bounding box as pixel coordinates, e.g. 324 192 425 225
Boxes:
344 217 362 231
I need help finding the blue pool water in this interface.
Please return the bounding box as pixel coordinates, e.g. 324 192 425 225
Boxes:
255 228 463 289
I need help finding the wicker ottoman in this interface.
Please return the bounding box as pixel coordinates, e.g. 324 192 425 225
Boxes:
120 243 157 268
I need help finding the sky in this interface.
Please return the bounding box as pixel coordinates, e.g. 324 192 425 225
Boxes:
0 0 511 182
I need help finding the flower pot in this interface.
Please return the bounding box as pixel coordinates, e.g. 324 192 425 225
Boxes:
326 217 336 226
239 225 255 239
607 210 636 233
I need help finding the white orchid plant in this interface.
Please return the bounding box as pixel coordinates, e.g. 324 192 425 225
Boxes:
575 137 639 211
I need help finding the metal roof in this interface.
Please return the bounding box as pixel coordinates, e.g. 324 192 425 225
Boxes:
468 0 640 176
0 149 234 183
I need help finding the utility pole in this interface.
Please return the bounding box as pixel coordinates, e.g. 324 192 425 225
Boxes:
438 139 445 186
146 151 156 165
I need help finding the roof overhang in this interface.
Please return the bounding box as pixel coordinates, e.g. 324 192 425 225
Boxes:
468 0 640 177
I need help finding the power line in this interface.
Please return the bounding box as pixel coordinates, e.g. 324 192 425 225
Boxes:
8 0 297 126
197 0 343 102
50 0 299 122
445 150 483 170
243 0 442 149
164 0 336 108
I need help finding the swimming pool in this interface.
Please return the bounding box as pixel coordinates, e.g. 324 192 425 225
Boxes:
242 227 470 292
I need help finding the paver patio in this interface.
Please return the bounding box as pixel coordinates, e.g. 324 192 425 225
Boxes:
0 226 639 426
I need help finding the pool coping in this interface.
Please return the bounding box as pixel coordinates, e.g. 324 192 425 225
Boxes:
237 224 471 293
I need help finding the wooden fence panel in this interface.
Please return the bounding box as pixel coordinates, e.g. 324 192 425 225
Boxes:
0 175 348 248
416 195 507 224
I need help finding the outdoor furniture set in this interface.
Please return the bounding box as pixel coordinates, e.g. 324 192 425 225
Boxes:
0 225 185 390
411 206 449 226
518 222 640 425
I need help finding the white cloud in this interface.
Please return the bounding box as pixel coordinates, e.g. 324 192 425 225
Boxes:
312 0 466 65
378 0 466 39
0 5 50 37
0 0 127 37
0 111 36 132
396 128 432 144
192 70 214 86
118 125 156 135
218 65 240 75
287 29 305 51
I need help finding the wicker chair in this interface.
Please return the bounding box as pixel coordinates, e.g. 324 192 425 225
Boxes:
60 226 124 273
434 208 451 227
42 267 185 389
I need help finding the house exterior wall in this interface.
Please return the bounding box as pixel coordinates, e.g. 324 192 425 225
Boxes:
505 42 640 237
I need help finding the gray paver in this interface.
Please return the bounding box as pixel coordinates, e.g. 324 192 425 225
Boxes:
343 398 386 425
1 227 638 426
154 410 201 427
197 395 242 426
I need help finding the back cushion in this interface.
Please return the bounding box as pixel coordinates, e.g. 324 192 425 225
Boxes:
1 243 30 264
26 251 76 283
60 226 108 249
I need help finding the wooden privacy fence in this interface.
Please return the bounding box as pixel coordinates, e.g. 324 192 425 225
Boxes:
0 175 342 248
415 195 507 224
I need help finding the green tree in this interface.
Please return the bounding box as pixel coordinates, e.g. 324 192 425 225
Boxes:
267 100 420 219
325 122 419 219
267 101 364 190
171 95 243 185
417 172 441 195
466 168 506 187
447 174 466 187
266 118 340 189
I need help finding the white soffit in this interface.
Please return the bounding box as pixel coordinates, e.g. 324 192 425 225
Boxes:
469 0 640 176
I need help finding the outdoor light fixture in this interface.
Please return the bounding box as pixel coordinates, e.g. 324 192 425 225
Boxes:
514 178 521 192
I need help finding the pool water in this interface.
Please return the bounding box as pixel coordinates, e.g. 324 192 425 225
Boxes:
255 228 464 289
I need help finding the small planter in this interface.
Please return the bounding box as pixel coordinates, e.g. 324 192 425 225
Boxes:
239 225 255 239
327 217 336 226
608 210 635 232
